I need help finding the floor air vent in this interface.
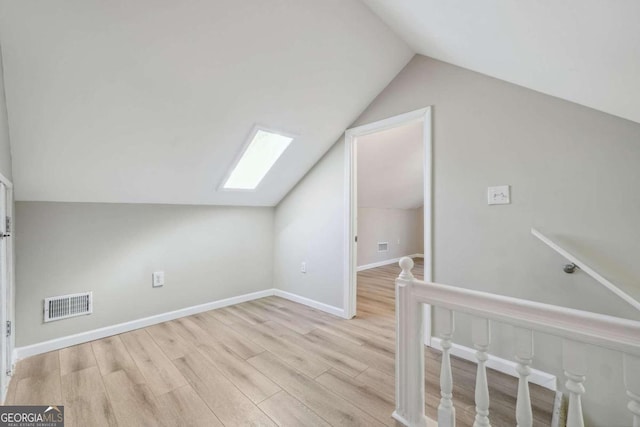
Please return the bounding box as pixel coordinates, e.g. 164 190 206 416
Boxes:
44 292 93 322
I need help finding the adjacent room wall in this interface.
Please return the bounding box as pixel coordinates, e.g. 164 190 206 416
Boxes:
273 55 640 425
357 207 422 267
15 202 274 346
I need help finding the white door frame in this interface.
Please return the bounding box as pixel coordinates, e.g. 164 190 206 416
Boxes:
0 171 13 403
343 107 433 345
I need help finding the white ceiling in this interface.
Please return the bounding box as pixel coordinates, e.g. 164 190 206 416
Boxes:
0 0 413 205
357 121 423 209
362 0 640 124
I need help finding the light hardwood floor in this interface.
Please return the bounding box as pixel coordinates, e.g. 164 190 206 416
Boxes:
4 258 555 426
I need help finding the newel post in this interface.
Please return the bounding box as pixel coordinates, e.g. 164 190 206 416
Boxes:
394 257 427 427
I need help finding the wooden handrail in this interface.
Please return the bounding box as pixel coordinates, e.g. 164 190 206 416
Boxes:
404 271 640 356
531 227 640 312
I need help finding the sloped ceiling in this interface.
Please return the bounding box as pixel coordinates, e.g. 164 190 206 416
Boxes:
0 0 413 205
362 0 640 124
357 121 423 209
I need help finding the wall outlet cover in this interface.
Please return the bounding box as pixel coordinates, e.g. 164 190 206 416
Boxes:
488 185 510 205
152 271 165 287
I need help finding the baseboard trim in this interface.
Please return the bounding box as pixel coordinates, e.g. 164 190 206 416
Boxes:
274 289 345 318
14 289 275 361
357 254 423 272
430 337 557 391
14 288 348 360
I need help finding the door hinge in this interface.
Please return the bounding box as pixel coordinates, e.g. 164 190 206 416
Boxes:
355 235 358 243
5 321 11 337
1 217 9 239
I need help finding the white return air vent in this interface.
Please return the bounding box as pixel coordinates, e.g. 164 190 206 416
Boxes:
377 242 389 252
44 292 93 322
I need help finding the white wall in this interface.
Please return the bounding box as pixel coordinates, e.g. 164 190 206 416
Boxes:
357 207 421 266
273 55 640 425
0 48 11 181
15 202 274 346
273 144 345 309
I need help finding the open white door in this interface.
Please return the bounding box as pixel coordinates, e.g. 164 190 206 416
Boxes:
0 182 11 401
344 107 433 343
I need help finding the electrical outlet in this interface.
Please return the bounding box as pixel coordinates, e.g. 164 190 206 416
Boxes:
301 262 307 274
152 271 165 287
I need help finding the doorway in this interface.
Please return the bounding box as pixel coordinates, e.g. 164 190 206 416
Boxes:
343 108 432 342
0 176 13 402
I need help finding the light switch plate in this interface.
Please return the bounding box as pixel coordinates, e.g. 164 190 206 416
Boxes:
488 185 510 205
152 271 165 287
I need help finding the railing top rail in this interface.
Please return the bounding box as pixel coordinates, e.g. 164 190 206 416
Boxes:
396 258 640 356
531 228 640 312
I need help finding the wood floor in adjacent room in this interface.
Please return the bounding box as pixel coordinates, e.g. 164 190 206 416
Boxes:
4 258 555 426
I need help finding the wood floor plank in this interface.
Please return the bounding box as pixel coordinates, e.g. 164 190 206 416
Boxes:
315 369 397 426
186 313 266 360
61 366 118 427
207 306 251 326
173 350 276 426
355 368 395 400
102 369 169 427
247 300 317 334
146 321 196 360
248 351 386 427
13 370 62 405
11 351 59 380
59 342 97 376
258 390 331 427
156 385 223 427
91 335 145 383
280 329 368 377
222 304 265 325
306 328 395 376
120 329 187 395
196 340 281 404
229 320 331 378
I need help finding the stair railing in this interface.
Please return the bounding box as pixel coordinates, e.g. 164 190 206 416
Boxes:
531 228 640 312
393 257 640 427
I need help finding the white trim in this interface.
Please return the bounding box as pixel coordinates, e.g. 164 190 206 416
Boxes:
357 254 423 272
0 172 11 188
13 287 349 360
343 107 434 345
14 289 275 360
273 289 345 318
532 227 640 312
0 180 13 405
430 337 557 391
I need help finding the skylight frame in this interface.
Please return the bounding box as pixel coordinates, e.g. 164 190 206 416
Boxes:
218 125 296 192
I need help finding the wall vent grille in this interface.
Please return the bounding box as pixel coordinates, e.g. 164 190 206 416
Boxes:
377 242 389 252
44 292 93 322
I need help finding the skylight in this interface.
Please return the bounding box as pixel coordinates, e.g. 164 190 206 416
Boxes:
222 128 294 190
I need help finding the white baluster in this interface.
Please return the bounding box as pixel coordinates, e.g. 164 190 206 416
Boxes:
472 318 491 427
562 340 587 427
436 307 456 427
514 327 533 427
394 257 428 427
623 354 640 427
